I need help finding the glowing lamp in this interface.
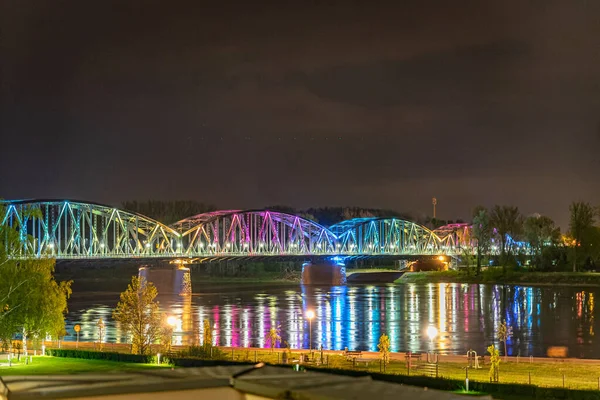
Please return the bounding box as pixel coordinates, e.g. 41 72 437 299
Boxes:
306 310 315 320
167 316 177 327
438 256 445 261
427 326 438 340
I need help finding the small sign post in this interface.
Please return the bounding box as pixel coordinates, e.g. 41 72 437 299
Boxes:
74 325 81 349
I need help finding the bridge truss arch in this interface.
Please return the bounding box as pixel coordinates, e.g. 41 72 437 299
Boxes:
329 218 443 255
1 199 180 258
172 210 337 256
433 223 473 251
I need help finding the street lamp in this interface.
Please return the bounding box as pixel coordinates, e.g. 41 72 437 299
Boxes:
166 316 177 351
306 310 315 351
427 326 438 361
427 326 438 342
167 315 177 327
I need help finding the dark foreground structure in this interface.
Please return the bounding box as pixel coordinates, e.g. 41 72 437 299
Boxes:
0 364 484 400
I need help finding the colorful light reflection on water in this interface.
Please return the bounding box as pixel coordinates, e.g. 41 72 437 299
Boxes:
64 283 599 358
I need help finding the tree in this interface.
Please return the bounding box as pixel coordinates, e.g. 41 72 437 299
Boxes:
0 204 72 353
523 214 560 269
472 206 492 276
490 206 523 273
96 318 106 351
159 316 174 353
569 202 596 272
497 320 513 361
378 333 391 371
0 258 71 355
487 344 500 382
112 276 163 355
266 325 281 353
461 246 475 276
202 319 212 349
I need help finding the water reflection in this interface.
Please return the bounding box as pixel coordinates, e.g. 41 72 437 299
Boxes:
65 282 600 358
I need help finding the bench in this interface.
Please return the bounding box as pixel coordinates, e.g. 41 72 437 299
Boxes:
343 350 362 361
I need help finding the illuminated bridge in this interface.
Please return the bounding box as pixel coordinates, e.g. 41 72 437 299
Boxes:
1 199 471 261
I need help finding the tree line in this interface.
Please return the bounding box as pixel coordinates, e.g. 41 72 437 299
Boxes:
122 200 217 225
469 202 599 275
123 201 414 226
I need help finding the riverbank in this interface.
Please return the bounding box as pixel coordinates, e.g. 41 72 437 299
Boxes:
397 270 600 287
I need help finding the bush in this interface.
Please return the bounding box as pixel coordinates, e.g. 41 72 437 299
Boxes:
47 348 153 363
178 345 226 359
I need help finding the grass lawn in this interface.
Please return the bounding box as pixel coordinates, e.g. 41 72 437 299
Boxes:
344 358 600 390
207 348 600 390
4 350 600 393
0 356 170 376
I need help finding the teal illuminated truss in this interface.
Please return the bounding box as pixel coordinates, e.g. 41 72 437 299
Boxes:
1 199 467 259
1 200 180 258
329 218 442 255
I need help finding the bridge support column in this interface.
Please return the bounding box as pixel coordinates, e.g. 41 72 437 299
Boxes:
301 262 346 285
139 264 192 295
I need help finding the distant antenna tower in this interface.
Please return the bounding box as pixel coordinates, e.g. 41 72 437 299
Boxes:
432 197 437 219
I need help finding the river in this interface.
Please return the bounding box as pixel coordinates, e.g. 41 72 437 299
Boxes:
63 281 597 358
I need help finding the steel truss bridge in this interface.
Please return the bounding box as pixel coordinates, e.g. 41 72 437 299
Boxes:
1 199 473 261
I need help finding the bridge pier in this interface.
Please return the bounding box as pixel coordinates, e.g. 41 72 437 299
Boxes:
301 261 346 285
139 264 192 296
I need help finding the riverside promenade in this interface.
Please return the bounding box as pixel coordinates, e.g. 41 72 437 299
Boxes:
5 341 600 389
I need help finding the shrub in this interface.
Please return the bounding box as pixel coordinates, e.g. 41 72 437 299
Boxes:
178 345 226 359
47 348 153 363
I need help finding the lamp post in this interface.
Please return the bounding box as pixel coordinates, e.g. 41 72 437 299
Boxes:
166 315 177 351
427 326 438 362
306 310 315 351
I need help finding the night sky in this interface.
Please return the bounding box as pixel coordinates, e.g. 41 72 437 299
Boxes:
1 1 599 227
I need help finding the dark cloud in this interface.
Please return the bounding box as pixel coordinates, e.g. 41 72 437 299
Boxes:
1 0 599 228
299 40 531 108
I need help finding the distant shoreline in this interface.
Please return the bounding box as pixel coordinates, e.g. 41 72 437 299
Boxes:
396 270 600 287
55 263 600 290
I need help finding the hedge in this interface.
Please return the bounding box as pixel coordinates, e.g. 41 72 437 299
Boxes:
47 349 154 363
